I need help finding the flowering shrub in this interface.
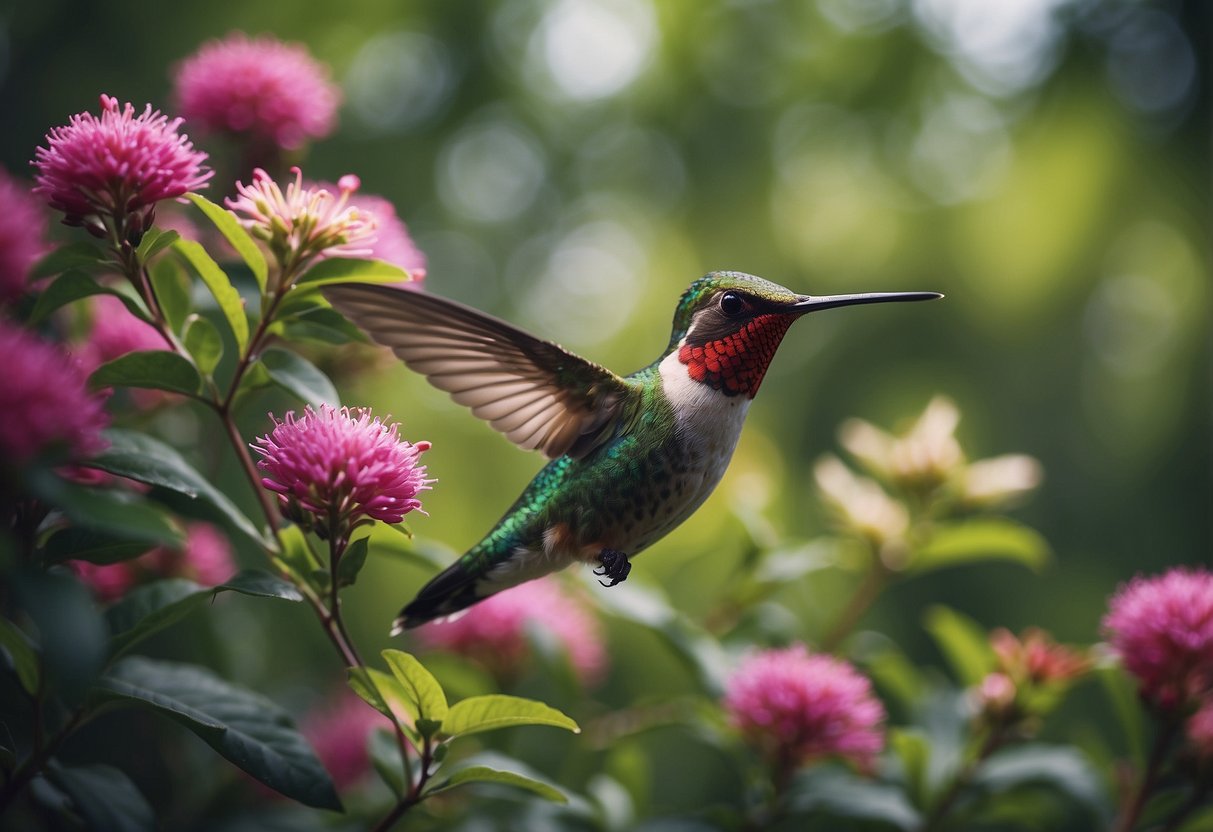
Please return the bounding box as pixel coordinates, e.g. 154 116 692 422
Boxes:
1 29 1209 832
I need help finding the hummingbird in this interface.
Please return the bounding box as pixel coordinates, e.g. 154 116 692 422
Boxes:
324 272 941 632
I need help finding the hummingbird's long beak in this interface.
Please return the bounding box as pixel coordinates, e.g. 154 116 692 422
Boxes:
788 291 944 314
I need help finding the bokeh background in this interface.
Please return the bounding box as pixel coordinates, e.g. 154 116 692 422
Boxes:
2 0 1209 825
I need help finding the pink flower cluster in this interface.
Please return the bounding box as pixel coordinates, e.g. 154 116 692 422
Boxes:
226 168 376 274
173 32 340 151
299 690 392 790
1103 567 1213 710
0 319 109 465
74 522 236 603
0 167 48 303
253 405 432 528
723 644 886 773
416 577 607 686
311 185 427 280
33 94 211 234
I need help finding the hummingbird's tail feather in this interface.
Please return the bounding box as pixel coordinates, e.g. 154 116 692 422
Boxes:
391 559 487 634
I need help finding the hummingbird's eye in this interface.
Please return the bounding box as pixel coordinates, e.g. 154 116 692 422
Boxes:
719 291 747 317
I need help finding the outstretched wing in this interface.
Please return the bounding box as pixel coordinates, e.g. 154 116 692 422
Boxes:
324 283 631 459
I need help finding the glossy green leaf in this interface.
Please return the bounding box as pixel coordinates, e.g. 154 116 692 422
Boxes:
276 306 369 345
148 257 191 334
786 768 921 830
173 238 249 351
429 765 568 803
105 579 207 658
442 694 580 739
382 649 448 725
911 519 1050 574
26 469 182 547
185 193 268 293
274 525 322 588
0 618 40 695
295 257 411 290
258 348 339 408
1096 664 1145 768
890 728 931 809
31 241 108 280
95 657 341 810
47 761 155 832
43 527 153 565
183 314 223 377
336 537 369 588
136 228 180 264
28 270 150 326
89 429 265 548
89 350 201 396
106 571 303 658
923 605 995 687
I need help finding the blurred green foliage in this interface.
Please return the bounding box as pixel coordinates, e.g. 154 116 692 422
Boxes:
1 0 1209 828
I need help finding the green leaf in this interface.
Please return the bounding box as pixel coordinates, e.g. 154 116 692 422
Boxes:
26 469 182 547
47 761 155 832
276 307 370 345
890 728 931 809
786 768 921 830
368 727 407 799
347 667 420 743
88 429 265 548
106 579 208 658
105 571 303 658
258 348 339 408
274 525 323 588
974 744 1110 822
217 569 304 602
28 270 150 326
911 519 1050 574
185 193 268 293
136 228 180 264
173 238 249 351
43 527 153 565
428 765 568 804
1096 664 1146 768
89 350 201 396
442 694 580 739
95 657 341 810
382 649 448 725
336 537 369 588
923 605 995 688
31 241 108 280
183 314 223 377
295 257 411 290
148 257 191 334
0 618 41 695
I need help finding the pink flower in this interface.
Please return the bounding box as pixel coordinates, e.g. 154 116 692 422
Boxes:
1187 699 1213 760
33 94 211 236
416 577 607 686
990 627 1090 686
300 690 391 790
227 168 376 277
0 167 49 303
173 32 340 151
723 644 886 773
1103 567 1213 710
252 405 432 529
73 522 236 602
309 183 426 281
974 672 1017 718
0 320 108 465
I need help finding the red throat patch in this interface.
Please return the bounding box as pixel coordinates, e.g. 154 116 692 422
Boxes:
678 314 795 397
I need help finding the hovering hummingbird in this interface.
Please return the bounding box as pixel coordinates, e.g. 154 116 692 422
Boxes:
324 272 941 632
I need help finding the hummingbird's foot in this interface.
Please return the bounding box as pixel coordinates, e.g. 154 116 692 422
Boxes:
594 549 632 587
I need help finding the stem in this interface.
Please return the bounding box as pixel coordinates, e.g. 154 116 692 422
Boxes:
918 725 1007 832
326 530 363 668
820 558 890 653
1113 719 1181 832
372 734 436 831
0 707 88 816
